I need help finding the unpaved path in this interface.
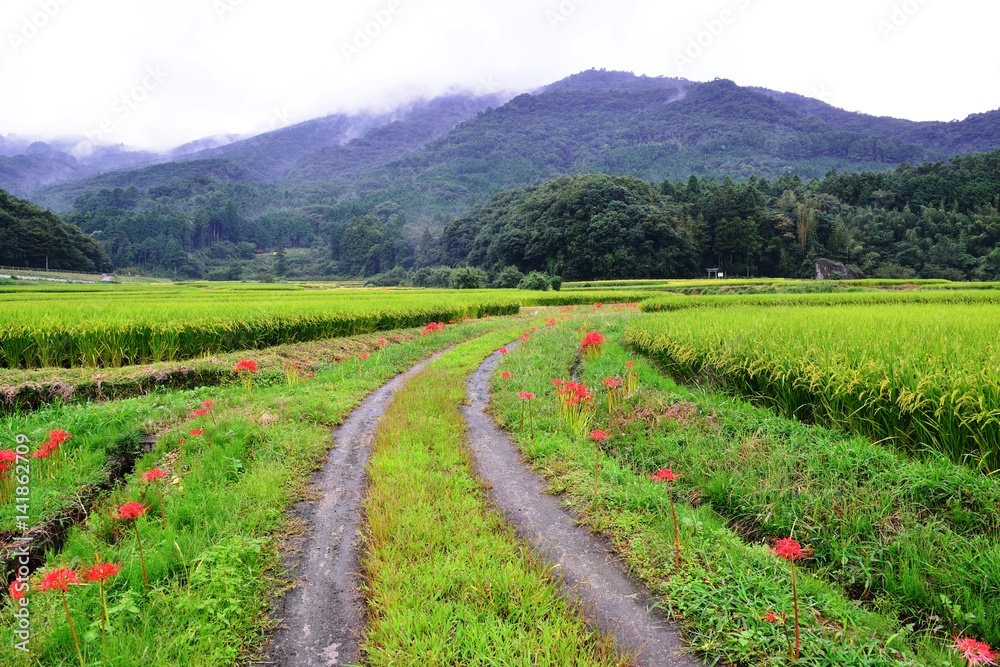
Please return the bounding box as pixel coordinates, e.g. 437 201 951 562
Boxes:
267 355 442 667
463 349 702 667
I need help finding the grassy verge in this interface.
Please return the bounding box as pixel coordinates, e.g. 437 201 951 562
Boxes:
0 316 513 665
360 328 627 666
491 314 970 666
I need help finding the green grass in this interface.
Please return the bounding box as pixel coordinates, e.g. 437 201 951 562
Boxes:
0 315 515 666
360 328 626 666
627 304 1000 472
490 314 972 665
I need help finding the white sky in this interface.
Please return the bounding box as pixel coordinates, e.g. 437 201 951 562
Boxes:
0 0 996 152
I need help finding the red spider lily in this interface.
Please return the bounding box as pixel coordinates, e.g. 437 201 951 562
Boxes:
498 347 508 355
652 469 681 483
201 400 214 408
85 557 121 652
555 380 596 434
500 371 512 379
530 327 537 332
333 354 347 362
520 333 531 342
771 537 809 660
116 503 150 591
48 429 72 445
602 378 622 411
546 318 557 326
117 501 148 521
376 338 387 346
193 408 209 418
955 637 997 666
143 470 169 527
191 428 204 436
763 611 781 624
39 568 81 593
652 469 684 566
8 579 26 601
770 537 808 561
590 429 610 442
625 361 635 368
581 331 607 360
0 450 15 500
39 568 85 665
235 359 258 392
359 353 370 360
84 561 121 584
518 392 536 439
422 322 446 335
594 302 603 309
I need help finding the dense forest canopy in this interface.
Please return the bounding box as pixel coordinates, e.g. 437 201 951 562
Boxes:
26 147 1000 283
0 189 108 272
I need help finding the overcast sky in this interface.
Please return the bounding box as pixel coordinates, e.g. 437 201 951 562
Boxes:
1 0 996 152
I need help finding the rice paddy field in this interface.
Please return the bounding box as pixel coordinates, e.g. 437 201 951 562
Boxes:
1 277 999 666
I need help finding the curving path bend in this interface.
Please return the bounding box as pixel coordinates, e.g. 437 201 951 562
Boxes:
463 348 702 667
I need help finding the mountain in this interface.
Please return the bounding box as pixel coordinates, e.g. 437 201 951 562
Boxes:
12 69 1000 279
0 188 108 272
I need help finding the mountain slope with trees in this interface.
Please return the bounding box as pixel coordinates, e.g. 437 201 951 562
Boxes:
0 188 108 272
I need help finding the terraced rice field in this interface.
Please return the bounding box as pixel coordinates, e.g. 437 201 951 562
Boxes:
1 280 998 666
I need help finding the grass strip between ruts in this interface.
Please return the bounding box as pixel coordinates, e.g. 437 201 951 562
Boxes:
490 313 966 666
360 326 628 667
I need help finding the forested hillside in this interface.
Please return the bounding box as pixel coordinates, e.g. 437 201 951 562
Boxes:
9 70 1000 280
0 188 108 272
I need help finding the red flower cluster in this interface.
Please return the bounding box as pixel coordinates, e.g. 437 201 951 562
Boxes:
500 371 513 379
376 338 387 346
581 332 607 359
652 469 681 483
84 562 122 584
546 318 557 326
602 378 620 389
333 353 347 362
116 502 149 521
190 428 203 436
498 347 508 355
38 568 81 593
770 537 808 562
234 359 258 373
359 353 370 360
955 637 997 666
590 429 610 442
201 400 214 409
0 449 16 474
143 468 167 483
8 579 25 601
422 322 446 334
192 408 209 418
32 429 72 461
520 332 530 342
556 381 593 407
518 391 536 400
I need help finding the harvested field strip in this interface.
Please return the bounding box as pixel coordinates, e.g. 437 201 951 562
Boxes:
491 316 961 665
361 330 627 666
